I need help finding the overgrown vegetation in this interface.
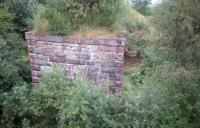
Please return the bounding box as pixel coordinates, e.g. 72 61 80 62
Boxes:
125 0 200 127
0 0 200 127
4 0 32 33
0 6 31 92
0 1 31 126
1 68 136 127
132 0 152 16
33 0 126 35
122 7 151 52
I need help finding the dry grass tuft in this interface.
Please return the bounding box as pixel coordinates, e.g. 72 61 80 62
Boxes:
73 25 117 37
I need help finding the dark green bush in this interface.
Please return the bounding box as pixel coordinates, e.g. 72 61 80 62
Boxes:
124 1 200 128
2 65 200 127
1 67 136 127
126 1 200 127
1 67 156 128
33 0 125 35
5 0 32 33
132 0 152 16
0 8 31 92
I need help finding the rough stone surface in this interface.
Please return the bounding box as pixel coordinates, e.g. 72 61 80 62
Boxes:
25 31 126 92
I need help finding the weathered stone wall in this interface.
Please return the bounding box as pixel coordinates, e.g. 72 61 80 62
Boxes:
25 31 126 91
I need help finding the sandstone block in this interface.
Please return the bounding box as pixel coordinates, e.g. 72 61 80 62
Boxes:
26 31 126 92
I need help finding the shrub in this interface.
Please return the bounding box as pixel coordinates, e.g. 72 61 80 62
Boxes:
1 68 120 127
1 0 33 33
3 65 200 127
33 0 126 35
1 83 32 127
27 67 136 128
1 67 155 128
0 8 31 92
123 1 200 127
132 0 152 16
127 1 200 127
123 8 151 52
0 8 13 34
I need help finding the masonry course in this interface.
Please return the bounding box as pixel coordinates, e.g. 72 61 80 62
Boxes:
25 31 126 92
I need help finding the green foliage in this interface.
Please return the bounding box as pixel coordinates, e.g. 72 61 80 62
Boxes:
0 68 131 127
33 0 126 35
132 0 152 16
153 0 200 68
124 0 200 127
123 0 200 128
1 67 169 128
138 63 200 128
3 0 33 33
2 64 200 128
0 8 13 34
0 8 31 92
1 0 200 128
120 7 152 52
0 5 31 127
1 83 32 127
124 66 144 95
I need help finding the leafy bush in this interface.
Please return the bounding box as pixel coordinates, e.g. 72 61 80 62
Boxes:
153 0 200 67
1 0 33 33
33 0 126 35
0 8 31 92
137 63 200 128
0 67 158 128
132 0 152 16
0 8 13 34
123 1 200 128
27 68 142 128
122 8 152 53
124 1 200 128
2 64 200 127
1 68 122 127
